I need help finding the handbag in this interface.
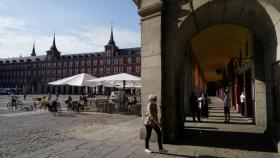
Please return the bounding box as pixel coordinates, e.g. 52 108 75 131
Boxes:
144 114 156 127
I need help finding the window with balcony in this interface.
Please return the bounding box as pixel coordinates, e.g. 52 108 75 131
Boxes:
119 58 123 64
127 58 132 64
127 66 131 73
99 67 103 74
106 67 110 74
136 66 141 73
87 60 91 66
136 57 141 64
114 67 118 73
81 61 85 66
107 59 110 65
75 61 79 66
93 60 97 65
119 66 123 73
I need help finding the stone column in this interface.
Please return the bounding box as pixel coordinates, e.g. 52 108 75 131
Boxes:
66 86 69 95
138 0 163 141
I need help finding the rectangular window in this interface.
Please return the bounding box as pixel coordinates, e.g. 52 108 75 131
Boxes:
100 59 103 65
87 60 91 66
114 59 118 65
119 66 123 73
81 68 85 73
136 66 141 73
119 58 123 64
81 60 85 66
127 66 131 73
106 67 110 74
107 59 110 65
127 57 132 64
136 57 141 64
94 68 98 74
87 68 91 74
114 67 118 73
93 60 97 65
99 67 103 75
75 61 79 66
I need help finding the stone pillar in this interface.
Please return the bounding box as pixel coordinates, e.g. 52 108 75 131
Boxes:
138 0 163 141
66 86 69 95
72 87 75 95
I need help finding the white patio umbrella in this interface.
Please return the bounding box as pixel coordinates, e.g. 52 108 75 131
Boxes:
48 73 98 87
86 73 141 104
48 73 99 97
86 73 141 87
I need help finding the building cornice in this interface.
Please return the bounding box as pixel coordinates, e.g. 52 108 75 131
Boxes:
138 1 162 17
133 0 142 8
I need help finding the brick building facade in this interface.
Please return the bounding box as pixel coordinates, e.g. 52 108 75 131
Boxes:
0 29 140 94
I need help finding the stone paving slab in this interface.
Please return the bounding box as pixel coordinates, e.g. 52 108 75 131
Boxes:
1 96 280 158
18 116 279 158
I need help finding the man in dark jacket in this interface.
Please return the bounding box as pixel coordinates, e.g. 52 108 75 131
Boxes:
189 92 201 122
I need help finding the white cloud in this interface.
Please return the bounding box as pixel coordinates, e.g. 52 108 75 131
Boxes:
0 16 140 58
0 16 25 31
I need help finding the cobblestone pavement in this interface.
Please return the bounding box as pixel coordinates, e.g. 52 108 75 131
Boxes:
0 108 138 157
0 95 279 158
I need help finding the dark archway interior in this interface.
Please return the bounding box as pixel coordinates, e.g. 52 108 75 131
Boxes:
163 0 278 150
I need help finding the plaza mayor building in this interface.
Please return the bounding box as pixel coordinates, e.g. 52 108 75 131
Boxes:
0 29 141 94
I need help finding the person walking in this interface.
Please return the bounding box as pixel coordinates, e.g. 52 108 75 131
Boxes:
189 92 201 122
56 92 59 101
240 91 245 116
202 93 209 118
224 92 231 123
143 95 168 154
199 93 206 118
23 92 27 100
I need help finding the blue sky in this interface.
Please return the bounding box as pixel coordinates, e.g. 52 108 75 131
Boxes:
0 0 140 58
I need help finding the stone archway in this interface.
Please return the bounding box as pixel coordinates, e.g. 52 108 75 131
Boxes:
136 0 280 151
164 0 280 147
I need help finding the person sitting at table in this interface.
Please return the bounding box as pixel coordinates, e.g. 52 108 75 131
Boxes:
132 96 138 104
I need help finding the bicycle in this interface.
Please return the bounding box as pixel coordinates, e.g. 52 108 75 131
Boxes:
66 100 84 114
47 100 62 116
7 97 23 109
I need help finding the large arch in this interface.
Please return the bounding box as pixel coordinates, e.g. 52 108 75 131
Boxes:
136 0 280 152
163 0 279 146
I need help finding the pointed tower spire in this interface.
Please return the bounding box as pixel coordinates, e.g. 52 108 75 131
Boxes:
31 40 36 56
50 29 58 51
46 30 61 60
108 22 115 45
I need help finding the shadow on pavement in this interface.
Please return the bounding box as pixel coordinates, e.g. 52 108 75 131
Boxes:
153 152 225 158
185 120 253 125
178 128 277 152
